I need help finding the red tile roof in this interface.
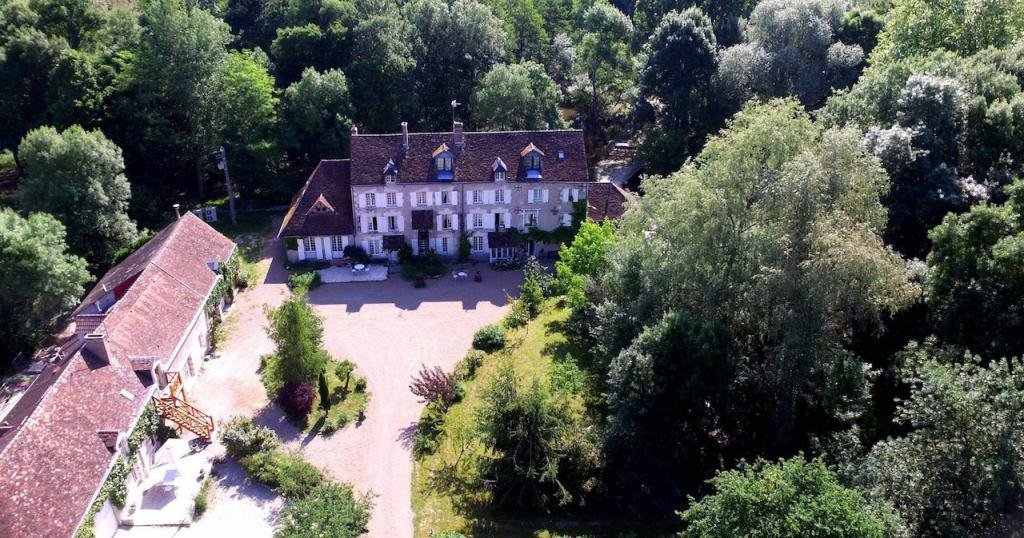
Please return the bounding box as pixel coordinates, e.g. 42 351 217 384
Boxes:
278 160 354 238
350 129 589 185
586 182 631 221
0 213 235 538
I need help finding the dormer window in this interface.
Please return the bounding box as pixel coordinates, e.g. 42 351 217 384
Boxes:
432 143 454 181
520 143 544 180
307 194 335 214
383 159 398 184
492 158 507 182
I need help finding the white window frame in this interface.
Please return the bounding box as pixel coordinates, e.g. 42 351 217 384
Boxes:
495 189 505 203
388 215 397 232
331 235 344 252
369 216 379 233
441 237 449 254
524 210 539 228
367 239 382 256
441 191 449 205
386 192 397 207
442 214 452 230
472 190 482 204
365 192 376 208
417 191 427 206
302 237 316 252
495 170 506 182
472 213 483 229
471 235 485 252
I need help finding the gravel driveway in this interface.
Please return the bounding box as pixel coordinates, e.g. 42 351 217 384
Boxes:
190 240 519 537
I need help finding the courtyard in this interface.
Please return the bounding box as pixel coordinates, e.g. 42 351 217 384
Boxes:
184 238 521 537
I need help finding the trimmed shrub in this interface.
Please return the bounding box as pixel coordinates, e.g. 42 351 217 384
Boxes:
343 245 369 263
275 483 371 538
354 377 367 393
413 400 447 457
240 450 324 499
220 416 280 459
280 382 316 421
288 270 321 293
455 350 486 381
473 324 506 352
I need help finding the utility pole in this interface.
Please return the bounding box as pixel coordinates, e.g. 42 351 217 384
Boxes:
216 146 237 225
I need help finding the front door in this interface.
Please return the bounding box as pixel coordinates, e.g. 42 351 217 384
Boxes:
418 230 429 254
319 237 332 260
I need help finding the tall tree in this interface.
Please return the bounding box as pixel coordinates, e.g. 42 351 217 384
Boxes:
131 0 231 199
216 49 282 202
637 7 719 173
403 0 507 130
587 99 917 511
0 209 90 372
347 14 414 131
854 352 1024 536
17 125 138 268
575 1 635 142
281 67 353 166
0 27 64 153
925 179 1024 359
872 0 1024 62
473 61 564 131
268 294 329 384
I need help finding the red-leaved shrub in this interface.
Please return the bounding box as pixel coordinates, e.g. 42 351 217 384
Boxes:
280 382 315 420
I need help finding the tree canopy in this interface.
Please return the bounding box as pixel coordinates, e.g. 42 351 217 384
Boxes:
0 209 90 371
473 61 564 131
17 125 138 268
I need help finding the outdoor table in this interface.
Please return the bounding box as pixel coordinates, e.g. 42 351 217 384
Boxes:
455 271 468 280
353 263 366 272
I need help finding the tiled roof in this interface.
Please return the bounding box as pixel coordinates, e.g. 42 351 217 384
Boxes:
586 182 630 221
350 129 589 185
278 160 354 238
0 213 235 538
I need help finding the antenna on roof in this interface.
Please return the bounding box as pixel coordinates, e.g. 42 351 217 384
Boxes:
173 203 181 219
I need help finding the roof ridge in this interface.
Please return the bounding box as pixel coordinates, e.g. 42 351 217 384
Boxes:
352 128 584 137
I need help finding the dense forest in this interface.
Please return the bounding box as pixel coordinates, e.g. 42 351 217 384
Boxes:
3 0 1024 533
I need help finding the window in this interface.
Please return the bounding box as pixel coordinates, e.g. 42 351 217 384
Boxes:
386 192 397 207
367 240 382 256
568 189 577 202
561 213 572 227
524 210 539 228
442 214 452 230
557 150 565 160
495 212 504 229
441 190 449 204
472 213 483 228
435 154 453 171
331 235 344 252
368 216 379 232
526 153 541 170
388 215 397 232
417 191 427 206
441 237 449 254
495 189 505 203
471 235 484 252
472 190 482 204
495 170 506 182
365 193 376 208
302 237 316 252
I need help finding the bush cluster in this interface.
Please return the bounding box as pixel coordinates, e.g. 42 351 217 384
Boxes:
287 270 321 293
240 449 324 499
220 416 280 459
472 324 506 352
413 400 447 457
455 350 486 381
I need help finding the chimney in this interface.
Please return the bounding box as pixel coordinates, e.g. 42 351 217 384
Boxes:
350 125 358 136
173 203 181 219
401 122 409 152
84 333 116 366
97 430 120 452
453 121 464 148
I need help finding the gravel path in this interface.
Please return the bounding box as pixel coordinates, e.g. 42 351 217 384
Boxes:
190 240 519 537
